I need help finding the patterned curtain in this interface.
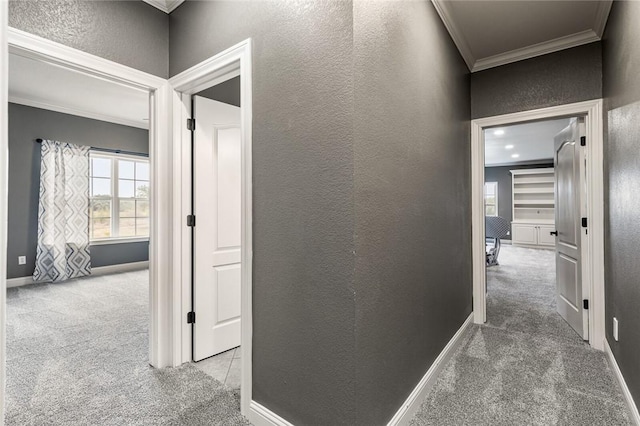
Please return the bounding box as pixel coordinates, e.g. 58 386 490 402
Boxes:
33 140 91 282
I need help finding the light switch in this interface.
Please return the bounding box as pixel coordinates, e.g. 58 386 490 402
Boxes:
18 256 26 265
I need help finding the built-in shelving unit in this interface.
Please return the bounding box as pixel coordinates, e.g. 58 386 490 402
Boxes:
510 168 556 248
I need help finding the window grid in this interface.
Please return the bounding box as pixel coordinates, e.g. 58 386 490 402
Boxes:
484 182 498 217
89 153 149 241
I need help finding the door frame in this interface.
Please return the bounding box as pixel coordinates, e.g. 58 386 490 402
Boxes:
0 22 177 405
0 4 8 419
471 99 605 350
168 39 253 417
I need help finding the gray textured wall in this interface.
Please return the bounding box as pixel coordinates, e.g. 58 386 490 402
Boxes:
352 2 471 423
602 0 640 409
485 163 554 238
9 0 169 78
170 2 356 424
7 103 149 279
471 43 602 119
196 76 240 107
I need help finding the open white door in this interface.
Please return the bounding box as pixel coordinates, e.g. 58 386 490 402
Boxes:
193 95 242 361
553 118 588 340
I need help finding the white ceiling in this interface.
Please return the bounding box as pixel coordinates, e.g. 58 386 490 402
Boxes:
9 52 149 129
432 0 613 72
485 118 572 166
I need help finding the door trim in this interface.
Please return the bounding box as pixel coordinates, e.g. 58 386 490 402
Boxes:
0 4 8 420
168 38 254 418
471 99 605 350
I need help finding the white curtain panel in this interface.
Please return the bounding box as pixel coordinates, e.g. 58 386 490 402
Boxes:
33 140 91 283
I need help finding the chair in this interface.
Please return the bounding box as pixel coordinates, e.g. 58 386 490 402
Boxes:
486 216 510 267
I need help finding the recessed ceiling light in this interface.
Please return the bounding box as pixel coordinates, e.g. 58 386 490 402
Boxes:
494 129 505 136
505 144 514 149
511 154 520 158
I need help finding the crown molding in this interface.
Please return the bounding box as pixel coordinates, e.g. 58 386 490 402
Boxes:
431 0 475 71
165 0 185 13
593 0 613 37
9 95 149 129
433 0 613 73
472 29 600 72
142 0 185 14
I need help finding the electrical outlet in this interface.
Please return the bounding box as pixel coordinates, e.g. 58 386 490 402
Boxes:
613 317 619 341
18 256 26 265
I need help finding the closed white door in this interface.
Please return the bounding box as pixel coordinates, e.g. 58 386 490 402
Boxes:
193 95 242 361
553 118 587 339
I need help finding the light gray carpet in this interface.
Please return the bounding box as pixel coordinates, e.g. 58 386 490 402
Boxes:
6 270 250 425
410 245 632 425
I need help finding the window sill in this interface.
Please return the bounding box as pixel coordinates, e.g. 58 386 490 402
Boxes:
90 237 149 246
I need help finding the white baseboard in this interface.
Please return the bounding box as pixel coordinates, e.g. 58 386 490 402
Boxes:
604 339 640 425
90 261 149 277
387 312 474 426
247 401 294 426
6 275 39 288
245 313 474 426
6 260 149 288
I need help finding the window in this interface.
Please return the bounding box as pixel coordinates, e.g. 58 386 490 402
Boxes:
484 182 498 216
89 153 149 242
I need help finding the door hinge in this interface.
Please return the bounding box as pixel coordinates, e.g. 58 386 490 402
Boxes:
581 217 588 228
187 118 196 131
580 136 586 146
187 311 196 324
187 214 196 227
583 299 589 310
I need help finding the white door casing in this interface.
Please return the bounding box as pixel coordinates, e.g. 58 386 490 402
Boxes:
0 4 8 421
471 99 605 351
193 96 242 361
169 38 254 419
553 118 588 340
5 28 174 373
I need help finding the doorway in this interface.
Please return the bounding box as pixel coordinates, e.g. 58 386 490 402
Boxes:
191 81 242 389
0 25 183 425
2 29 176 424
168 38 253 418
471 100 606 350
483 116 590 343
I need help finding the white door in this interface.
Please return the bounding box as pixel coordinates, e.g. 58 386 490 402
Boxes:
553 118 588 339
193 95 242 361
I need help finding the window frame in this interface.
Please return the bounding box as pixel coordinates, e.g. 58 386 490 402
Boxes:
484 181 498 217
89 151 150 245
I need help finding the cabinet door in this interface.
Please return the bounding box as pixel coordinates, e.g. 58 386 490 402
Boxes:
512 224 537 245
538 225 557 247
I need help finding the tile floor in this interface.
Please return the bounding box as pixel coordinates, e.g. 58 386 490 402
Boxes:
193 346 242 390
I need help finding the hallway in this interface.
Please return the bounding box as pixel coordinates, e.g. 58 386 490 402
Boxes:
410 246 632 425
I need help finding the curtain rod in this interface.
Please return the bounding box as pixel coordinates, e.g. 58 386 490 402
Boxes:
35 139 148 157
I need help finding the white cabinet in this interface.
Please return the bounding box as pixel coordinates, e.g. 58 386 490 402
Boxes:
537 225 557 247
512 223 556 247
512 224 537 245
510 168 555 249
